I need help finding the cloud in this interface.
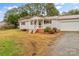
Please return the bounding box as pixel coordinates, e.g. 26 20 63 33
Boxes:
60 3 65 5
74 6 79 9
8 6 18 10
0 5 18 22
56 6 62 9
0 11 2 13
55 3 65 9
4 6 18 10
55 3 65 6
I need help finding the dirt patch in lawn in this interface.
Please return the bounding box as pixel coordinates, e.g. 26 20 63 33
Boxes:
0 29 62 56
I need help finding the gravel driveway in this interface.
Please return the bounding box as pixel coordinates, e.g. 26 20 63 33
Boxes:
49 32 79 56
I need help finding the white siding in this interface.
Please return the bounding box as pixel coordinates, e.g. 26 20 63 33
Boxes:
19 21 30 29
19 19 79 31
52 20 60 29
43 24 51 29
60 19 79 31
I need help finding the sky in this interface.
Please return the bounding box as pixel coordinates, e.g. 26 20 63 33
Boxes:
0 3 25 21
55 3 79 13
0 3 79 21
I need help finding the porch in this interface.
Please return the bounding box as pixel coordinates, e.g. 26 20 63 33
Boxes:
29 19 52 30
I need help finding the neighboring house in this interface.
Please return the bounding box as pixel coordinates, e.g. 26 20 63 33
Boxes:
18 15 79 31
0 21 6 28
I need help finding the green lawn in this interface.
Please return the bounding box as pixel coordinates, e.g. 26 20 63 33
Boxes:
0 38 25 56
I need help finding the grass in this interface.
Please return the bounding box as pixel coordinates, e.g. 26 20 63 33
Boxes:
0 39 25 56
0 29 62 56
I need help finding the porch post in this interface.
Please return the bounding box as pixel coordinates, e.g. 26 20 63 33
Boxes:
33 20 35 29
36 19 38 29
42 19 44 29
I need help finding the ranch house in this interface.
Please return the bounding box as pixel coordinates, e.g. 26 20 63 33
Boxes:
18 15 79 32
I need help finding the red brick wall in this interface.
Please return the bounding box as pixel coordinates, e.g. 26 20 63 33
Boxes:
36 29 44 33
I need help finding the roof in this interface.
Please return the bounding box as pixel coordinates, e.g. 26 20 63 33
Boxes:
44 15 79 20
57 15 79 20
19 16 44 22
19 15 79 22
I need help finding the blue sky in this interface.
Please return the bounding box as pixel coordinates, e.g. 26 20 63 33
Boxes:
55 3 79 13
0 3 25 21
0 3 79 21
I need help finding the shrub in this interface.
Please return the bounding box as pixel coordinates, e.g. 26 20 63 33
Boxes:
49 29 56 34
53 27 60 33
44 27 51 32
44 27 60 34
49 27 60 34
21 29 27 31
53 27 57 32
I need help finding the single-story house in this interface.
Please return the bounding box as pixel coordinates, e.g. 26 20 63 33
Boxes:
18 15 79 32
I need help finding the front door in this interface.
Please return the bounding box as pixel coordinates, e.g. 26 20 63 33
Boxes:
38 20 42 28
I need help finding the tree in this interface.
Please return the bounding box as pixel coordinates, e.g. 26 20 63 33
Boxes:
68 9 79 15
4 8 28 28
62 9 79 15
46 3 59 16
6 14 20 28
24 3 59 16
20 11 28 17
4 3 59 28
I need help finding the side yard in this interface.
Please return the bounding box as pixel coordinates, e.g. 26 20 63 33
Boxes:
0 29 62 56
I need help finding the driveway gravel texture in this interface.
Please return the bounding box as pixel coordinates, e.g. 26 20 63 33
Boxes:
48 32 79 56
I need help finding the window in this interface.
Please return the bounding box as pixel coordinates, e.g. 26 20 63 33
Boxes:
21 22 25 25
30 20 37 25
31 20 33 25
34 20 37 25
